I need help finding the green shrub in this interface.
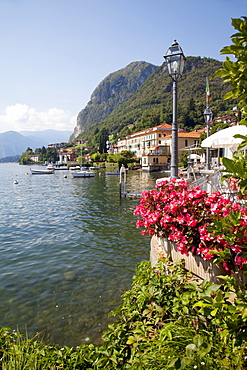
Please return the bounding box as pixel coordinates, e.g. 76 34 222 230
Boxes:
1 259 247 369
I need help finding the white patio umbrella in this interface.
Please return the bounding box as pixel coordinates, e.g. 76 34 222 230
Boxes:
188 153 201 159
201 125 247 151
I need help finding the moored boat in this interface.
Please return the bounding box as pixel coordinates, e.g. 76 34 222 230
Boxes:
46 164 55 171
106 170 120 175
71 167 95 178
30 168 55 175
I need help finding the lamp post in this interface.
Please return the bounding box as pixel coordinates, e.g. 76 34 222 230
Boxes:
217 126 221 167
164 40 186 178
203 107 213 170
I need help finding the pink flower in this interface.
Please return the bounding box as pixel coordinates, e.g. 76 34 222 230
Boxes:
134 179 247 273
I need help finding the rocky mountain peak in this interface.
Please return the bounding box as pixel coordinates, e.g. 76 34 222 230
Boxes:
70 61 158 141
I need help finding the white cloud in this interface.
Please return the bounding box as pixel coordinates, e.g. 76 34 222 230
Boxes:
0 104 76 132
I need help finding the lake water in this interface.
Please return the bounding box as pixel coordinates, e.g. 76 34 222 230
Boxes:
0 163 164 347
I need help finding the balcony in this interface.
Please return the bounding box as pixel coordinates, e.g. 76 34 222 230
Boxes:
148 146 170 156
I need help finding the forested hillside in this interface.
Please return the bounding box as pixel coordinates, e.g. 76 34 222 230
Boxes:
70 61 158 141
72 57 236 150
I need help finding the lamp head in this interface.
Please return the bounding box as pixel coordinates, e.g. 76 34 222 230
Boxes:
164 40 186 81
203 107 213 124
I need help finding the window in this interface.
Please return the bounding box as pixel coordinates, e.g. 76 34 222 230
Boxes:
185 139 188 147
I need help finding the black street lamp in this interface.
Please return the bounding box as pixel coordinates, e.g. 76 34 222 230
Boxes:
164 40 186 178
203 107 213 170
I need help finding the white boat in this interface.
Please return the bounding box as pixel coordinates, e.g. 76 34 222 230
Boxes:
30 168 55 175
46 164 55 171
53 163 68 170
71 142 95 178
71 168 95 178
69 166 80 170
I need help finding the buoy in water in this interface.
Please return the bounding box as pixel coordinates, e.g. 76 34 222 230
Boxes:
64 175 67 178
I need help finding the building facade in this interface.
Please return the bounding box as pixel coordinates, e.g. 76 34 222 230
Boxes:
117 124 203 171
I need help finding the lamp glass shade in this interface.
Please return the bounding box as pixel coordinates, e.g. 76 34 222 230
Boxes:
204 108 213 124
164 41 185 81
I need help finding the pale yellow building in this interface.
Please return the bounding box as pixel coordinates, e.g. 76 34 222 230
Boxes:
162 130 201 152
117 123 186 171
117 123 174 156
117 125 203 171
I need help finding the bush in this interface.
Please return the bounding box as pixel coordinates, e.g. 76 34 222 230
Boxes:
1 260 247 369
98 259 247 369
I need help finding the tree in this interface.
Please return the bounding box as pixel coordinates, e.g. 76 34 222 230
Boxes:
99 128 109 154
212 17 247 198
35 148 42 155
18 150 32 164
212 17 247 123
90 153 101 162
178 151 188 168
77 155 85 165
46 147 58 163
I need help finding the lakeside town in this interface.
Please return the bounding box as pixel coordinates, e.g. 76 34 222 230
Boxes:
22 113 237 172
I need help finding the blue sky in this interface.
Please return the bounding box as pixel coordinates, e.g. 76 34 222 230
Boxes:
0 0 246 133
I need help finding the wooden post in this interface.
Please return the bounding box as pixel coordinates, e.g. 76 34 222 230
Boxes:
119 164 126 198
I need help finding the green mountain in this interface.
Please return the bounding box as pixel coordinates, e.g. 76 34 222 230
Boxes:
71 56 236 148
70 61 158 141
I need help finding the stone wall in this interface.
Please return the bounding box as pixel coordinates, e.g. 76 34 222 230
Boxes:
150 235 227 284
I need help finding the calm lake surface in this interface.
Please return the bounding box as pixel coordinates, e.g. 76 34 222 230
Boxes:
0 163 164 347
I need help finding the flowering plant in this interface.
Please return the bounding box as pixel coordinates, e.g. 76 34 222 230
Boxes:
134 178 247 273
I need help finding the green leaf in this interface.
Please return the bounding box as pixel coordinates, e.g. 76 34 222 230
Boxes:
242 308 247 318
224 91 235 100
222 157 237 174
183 305 189 314
168 358 179 368
198 342 212 357
210 308 218 316
126 336 136 345
216 290 223 302
193 335 204 348
186 343 197 357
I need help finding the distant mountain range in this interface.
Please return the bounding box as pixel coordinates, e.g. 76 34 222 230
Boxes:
0 129 72 159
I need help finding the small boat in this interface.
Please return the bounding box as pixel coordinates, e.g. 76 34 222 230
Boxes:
69 166 80 170
30 168 55 175
52 163 68 170
71 167 95 178
46 164 55 171
106 170 120 175
71 143 95 178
